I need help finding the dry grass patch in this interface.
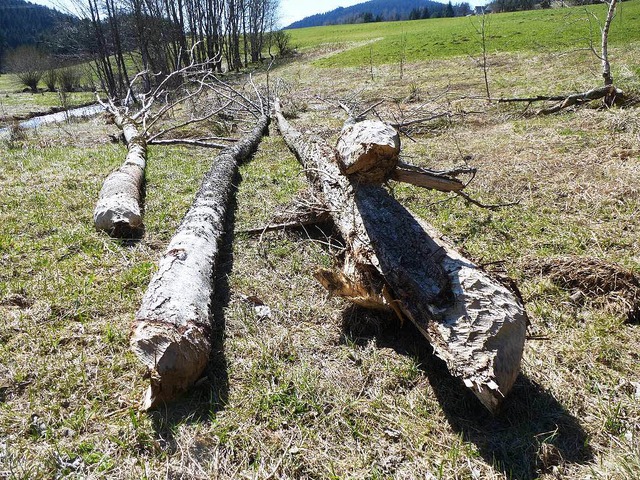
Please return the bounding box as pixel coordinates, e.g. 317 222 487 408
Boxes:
2 43 640 480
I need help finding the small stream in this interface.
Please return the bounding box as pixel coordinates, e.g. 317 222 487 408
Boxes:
0 103 105 136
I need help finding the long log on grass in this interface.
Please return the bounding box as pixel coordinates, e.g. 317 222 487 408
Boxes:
131 114 269 410
274 99 526 412
93 113 146 238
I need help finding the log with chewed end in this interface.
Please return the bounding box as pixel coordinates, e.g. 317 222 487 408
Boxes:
274 99 526 413
410 218 527 412
131 115 269 410
336 120 400 183
94 116 146 238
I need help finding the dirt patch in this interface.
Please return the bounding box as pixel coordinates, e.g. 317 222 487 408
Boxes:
523 255 640 319
0 293 33 309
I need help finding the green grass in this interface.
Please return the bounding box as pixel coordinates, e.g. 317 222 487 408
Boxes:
2 14 640 479
286 0 640 67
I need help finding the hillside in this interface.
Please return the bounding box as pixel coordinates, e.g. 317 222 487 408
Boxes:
0 0 76 71
0 0 73 48
286 0 640 67
286 0 462 29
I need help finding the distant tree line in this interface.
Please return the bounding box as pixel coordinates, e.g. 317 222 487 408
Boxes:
357 2 472 22
1 0 286 99
287 0 473 29
0 0 75 71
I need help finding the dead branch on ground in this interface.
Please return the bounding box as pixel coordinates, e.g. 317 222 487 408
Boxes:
497 0 624 114
94 47 264 238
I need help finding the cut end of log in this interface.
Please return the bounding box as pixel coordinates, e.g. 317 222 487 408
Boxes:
131 321 211 410
94 208 144 238
336 120 400 184
93 166 145 238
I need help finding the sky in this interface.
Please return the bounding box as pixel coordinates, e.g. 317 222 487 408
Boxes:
278 0 364 27
30 0 486 28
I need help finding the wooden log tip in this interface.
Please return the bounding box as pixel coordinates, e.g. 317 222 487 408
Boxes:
336 120 400 183
131 321 210 410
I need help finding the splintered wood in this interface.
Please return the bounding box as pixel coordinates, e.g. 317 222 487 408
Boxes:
274 99 527 412
336 120 400 183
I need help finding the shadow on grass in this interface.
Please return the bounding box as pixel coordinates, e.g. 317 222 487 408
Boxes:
147 176 241 445
342 306 593 480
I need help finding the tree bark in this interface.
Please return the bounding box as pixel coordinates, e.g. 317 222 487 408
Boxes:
93 113 146 238
273 100 526 412
538 85 622 115
131 114 269 410
601 0 617 87
392 161 465 192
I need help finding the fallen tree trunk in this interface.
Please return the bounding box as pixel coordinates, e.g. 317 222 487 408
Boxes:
274 100 527 412
131 114 269 410
93 113 146 238
538 85 623 115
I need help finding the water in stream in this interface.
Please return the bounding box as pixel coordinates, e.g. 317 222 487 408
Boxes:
0 103 105 136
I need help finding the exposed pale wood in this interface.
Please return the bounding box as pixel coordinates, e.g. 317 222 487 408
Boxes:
93 113 146 238
392 161 465 192
131 114 269 410
274 99 527 412
496 95 567 103
335 120 400 183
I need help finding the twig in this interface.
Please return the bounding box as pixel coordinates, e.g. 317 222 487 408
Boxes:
455 190 520 210
147 138 228 148
239 217 329 235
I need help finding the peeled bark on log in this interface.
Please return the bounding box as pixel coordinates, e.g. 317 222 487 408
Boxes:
131 114 269 410
335 120 400 183
273 100 526 412
392 161 465 192
93 114 146 238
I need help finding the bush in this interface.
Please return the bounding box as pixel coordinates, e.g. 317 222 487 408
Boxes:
272 30 293 56
43 68 58 91
5 46 46 92
58 67 82 92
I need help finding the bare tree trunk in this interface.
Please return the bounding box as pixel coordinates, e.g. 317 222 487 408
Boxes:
93 114 146 238
273 100 527 412
601 0 617 87
131 115 269 410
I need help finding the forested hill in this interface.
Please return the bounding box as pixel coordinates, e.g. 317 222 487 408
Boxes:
0 0 72 50
286 0 464 29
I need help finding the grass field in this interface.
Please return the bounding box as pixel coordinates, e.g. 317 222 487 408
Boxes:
288 0 640 67
2 3 640 479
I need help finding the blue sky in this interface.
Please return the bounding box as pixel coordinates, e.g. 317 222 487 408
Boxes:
279 0 364 26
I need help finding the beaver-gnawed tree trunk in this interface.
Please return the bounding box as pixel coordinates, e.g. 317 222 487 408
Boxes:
131 114 269 410
93 113 146 238
273 99 527 413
